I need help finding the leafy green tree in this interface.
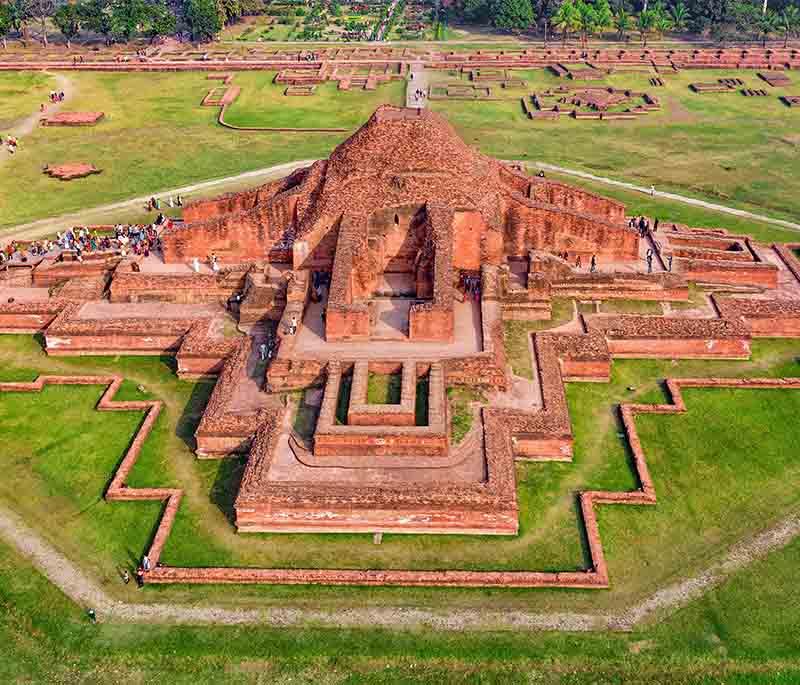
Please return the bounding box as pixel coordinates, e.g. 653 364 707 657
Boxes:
494 0 534 31
669 1 690 30
53 1 81 46
6 0 33 42
144 0 176 40
463 0 492 22
109 0 150 41
651 6 673 37
575 0 597 46
780 4 800 46
614 6 631 38
186 0 222 40
552 0 580 43
218 0 242 26
78 0 112 43
594 0 613 33
755 7 779 45
636 7 655 45
0 3 12 48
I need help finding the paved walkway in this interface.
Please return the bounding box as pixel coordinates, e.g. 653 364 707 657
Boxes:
1 500 798 630
532 162 800 233
406 63 429 108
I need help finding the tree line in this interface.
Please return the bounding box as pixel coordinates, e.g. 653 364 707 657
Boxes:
0 0 264 45
0 0 798 45
463 0 800 46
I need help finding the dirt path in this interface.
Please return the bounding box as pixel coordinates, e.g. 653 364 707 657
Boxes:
1 159 319 243
0 499 797 631
0 72 73 166
4 158 797 244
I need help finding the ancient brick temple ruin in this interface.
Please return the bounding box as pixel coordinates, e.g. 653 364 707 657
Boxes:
162 106 637 344
4 106 800 587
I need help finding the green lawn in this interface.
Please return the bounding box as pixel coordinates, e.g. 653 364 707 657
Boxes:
220 73 406 129
0 72 395 228
366 371 402 404
3 67 800 246
2 484 800 683
448 385 486 444
504 297 575 378
0 71 54 129
1 334 799 617
429 67 800 226
599 299 665 315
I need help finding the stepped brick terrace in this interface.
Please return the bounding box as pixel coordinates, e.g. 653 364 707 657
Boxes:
3 105 800 588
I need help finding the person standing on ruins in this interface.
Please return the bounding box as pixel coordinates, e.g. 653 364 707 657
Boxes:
590 255 597 273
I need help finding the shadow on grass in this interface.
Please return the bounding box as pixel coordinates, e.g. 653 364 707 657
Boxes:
573 492 595 572
175 380 216 452
210 456 246 525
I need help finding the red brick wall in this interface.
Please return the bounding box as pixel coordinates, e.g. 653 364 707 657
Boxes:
313 433 448 457
513 436 573 460
325 307 370 341
560 358 611 380
45 332 185 355
679 263 778 289
452 210 483 271
606 337 751 359
409 305 454 342
506 201 639 261
0 311 60 333
235 504 518 535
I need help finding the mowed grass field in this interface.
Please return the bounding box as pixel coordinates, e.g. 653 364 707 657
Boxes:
1 66 799 235
428 67 800 223
0 71 404 228
1 333 799 616
0 71 55 129
3 532 800 684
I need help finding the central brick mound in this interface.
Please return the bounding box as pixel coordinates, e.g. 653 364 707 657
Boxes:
41 111 105 126
43 162 101 181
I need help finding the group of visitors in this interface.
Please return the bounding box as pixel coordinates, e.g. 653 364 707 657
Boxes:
629 215 659 237
49 90 66 103
147 195 182 212
71 55 86 65
311 270 330 303
461 273 481 301
113 222 163 258
259 333 279 362
0 240 49 264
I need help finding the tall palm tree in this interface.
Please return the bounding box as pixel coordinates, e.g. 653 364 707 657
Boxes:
615 7 631 40
669 2 690 32
757 9 780 47
636 9 654 47
651 7 673 40
552 0 580 45
780 5 800 48
576 0 598 48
